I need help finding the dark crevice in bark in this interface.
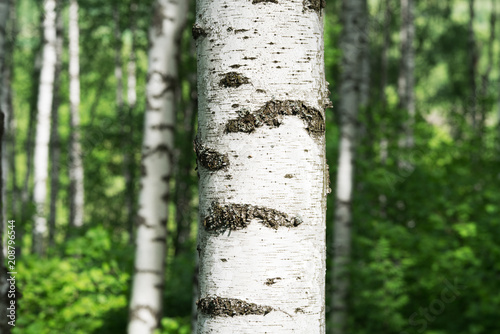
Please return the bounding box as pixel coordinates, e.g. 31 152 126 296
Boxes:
194 138 229 171
225 100 325 136
303 0 326 13
265 277 282 285
150 123 175 131
252 0 278 4
203 201 302 232
219 72 250 88
192 24 207 39
197 296 273 317
142 144 174 161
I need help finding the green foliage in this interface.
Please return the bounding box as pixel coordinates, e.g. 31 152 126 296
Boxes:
13 227 133 334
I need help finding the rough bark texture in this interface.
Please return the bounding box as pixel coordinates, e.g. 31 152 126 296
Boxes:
48 4 62 247
68 0 84 228
32 0 57 255
127 1 188 333
195 0 328 332
331 0 366 333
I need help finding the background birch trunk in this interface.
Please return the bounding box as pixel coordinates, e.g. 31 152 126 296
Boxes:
331 0 365 333
68 0 84 228
0 0 11 332
125 0 137 239
48 3 63 246
195 1 328 332
32 0 57 255
127 1 188 333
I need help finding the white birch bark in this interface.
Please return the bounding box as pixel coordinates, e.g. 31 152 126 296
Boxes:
331 0 365 333
48 4 63 246
32 0 57 255
195 1 328 332
127 1 188 333
68 0 84 228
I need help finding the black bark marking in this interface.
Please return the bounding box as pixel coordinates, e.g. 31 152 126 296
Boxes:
252 0 278 4
192 24 207 39
203 202 302 232
142 144 174 162
265 277 282 286
150 123 175 131
197 296 273 317
152 2 166 36
295 308 305 314
234 29 249 33
230 64 242 69
195 138 229 171
303 0 326 13
284 174 294 178
220 258 228 262
225 100 325 136
219 72 250 88
136 216 154 228
129 304 159 323
161 192 169 203
141 163 147 176
152 237 166 243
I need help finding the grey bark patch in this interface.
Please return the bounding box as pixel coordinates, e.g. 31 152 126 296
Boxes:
265 277 282 285
225 100 325 136
195 138 229 171
203 201 302 232
219 72 250 88
252 0 278 3
192 24 207 39
197 296 273 317
303 0 325 12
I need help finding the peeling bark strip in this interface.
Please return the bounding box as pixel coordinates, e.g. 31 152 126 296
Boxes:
219 72 250 88
192 24 207 39
195 138 229 171
225 100 325 135
198 296 273 317
203 202 302 232
303 0 326 12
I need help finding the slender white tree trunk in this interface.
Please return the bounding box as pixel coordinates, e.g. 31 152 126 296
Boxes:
468 0 477 129
68 0 84 228
379 0 391 164
32 0 57 255
48 4 63 246
331 0 366 333
125 1 137 238
127 1 188 333
195 1 328 332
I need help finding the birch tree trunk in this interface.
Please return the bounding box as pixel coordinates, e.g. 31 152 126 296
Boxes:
0 0 11 332
398 0 415 153
127 1 188 333
479 0 495 136
468 0 477 129
331 0 366 333
32 0 57 255
379 0 391 164
48 4 63 246
195 1 328 332
125 0 137 239
68 0 84 228
0 0 9 255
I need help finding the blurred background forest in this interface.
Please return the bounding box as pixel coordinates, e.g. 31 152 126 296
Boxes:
1 0 500 333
